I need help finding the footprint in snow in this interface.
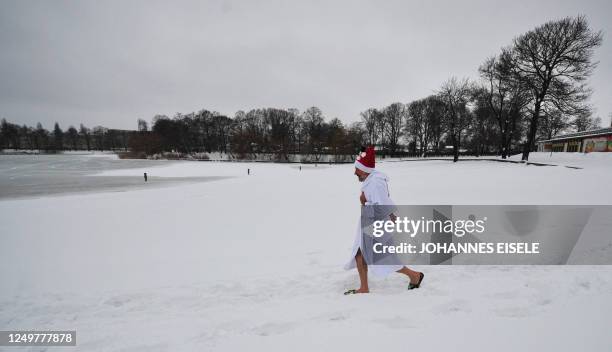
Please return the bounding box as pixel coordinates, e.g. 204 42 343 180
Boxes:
372 316 416 329
494 306 534 318
431 299 472 315
253 321 298 336
311 311 350 322
485 290 520 300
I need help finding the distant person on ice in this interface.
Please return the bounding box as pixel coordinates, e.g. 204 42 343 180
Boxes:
344 146 424 295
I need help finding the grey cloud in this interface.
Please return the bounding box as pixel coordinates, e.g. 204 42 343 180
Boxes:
1 0 610 130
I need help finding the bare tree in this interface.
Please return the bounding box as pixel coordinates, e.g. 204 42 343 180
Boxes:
79 124 91 151
511 16 603 160
230 110 250 157
21 125 34 150
1 118 20 149
360 108 379 146
438 77 473 162
302 106 325 157
92 126 108 151
327 117 345 159
538 105 571 140
406 99 425 155
137 118 148 132
53 122 63 151
66 126 79 150
346 121 366 154
35 122 51 151
375 109 387 152
291 112 306 154
406 95 445 157
382 103 405 156
479 49 531 158
573 112 602 132
470 88 499 156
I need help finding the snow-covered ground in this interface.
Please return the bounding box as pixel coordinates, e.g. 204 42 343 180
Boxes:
507 151 612 169
1 153 611 351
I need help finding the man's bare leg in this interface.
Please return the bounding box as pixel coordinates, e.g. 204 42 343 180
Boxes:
397 266 422 284
355 249 369 293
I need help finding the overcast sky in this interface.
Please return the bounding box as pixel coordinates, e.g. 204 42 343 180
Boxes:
1 0 611 130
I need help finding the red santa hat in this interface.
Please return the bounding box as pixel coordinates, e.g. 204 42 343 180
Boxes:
355 146 375 173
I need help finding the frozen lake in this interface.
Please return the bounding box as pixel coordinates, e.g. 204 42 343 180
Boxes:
0 153 228 199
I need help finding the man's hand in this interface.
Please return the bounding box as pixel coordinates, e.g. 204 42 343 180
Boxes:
389 213 397 222
360 192 366 206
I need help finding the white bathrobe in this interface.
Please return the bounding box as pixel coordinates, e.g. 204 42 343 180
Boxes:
344 170 404 277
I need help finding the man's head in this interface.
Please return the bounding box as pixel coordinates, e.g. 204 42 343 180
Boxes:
354 146 376 182
354 167 369 182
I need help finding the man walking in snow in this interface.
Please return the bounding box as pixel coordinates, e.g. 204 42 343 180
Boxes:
344 146 424 294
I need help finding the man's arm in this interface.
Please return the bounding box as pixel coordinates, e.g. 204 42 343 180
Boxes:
360 192 366 206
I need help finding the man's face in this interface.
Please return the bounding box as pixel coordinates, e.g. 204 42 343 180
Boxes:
354 168 369 182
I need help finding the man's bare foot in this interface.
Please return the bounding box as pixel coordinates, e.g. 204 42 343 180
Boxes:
409 272 423 285
408 272 425 290
344 288 369 295
397 267 423 284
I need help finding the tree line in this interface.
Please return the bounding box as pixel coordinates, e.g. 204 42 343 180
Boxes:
1 16 604 161
0 120 131 152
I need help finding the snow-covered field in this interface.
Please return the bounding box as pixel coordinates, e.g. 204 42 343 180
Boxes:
506 151 612 169
1 152 611 351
